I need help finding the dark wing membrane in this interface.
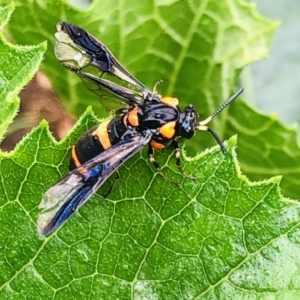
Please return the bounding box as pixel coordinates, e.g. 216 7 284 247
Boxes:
54 22 155 108
37 133 152 236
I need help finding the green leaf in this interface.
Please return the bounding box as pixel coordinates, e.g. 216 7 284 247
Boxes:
225 100 300 200
1 1 300 299
4 0 300 200
2 121 300 298
0 2 46 141
4 0 277 118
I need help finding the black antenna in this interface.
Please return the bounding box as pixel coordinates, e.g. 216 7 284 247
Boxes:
197 87 244 154
211 88 244 118
207 128 227 155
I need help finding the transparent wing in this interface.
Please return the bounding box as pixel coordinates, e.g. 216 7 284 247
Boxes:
37 133 152 236
77 71 145 111
54 22 157 110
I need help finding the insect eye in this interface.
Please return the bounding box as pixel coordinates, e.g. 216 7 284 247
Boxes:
93 135 99 142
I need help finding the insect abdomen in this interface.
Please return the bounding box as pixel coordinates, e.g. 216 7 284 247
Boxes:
69 117 127 170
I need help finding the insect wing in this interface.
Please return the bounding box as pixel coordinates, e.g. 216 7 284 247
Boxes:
54 22 154 109
77 71 144 110
37 133 152 235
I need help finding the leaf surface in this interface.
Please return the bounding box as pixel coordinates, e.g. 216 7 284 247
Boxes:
1 2 300 299
0 2 46 141
4 0 300 199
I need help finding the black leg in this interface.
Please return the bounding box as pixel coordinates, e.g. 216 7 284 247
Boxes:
172 140 181 167
148 146 161 170
147 145 180 187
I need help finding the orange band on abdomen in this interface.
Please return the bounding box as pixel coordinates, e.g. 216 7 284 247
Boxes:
71 146 82 168
92 120 112 150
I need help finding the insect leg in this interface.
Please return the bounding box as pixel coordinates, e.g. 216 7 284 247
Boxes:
172 140 181 167
148 145 161 170
172 141 196 180
148 145 180 186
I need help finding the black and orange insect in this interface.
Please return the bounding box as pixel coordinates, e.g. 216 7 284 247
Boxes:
37 22 243 235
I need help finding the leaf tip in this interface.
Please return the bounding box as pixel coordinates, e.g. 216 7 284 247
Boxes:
39 119 49 128
272 175 283 184
40 40 48 51
86 105 94 113
227 135 238 148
